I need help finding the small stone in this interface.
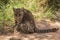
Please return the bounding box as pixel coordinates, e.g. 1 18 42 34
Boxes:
10 38 21 40
34 38 40 40
22 38 30 40
41 39 48 40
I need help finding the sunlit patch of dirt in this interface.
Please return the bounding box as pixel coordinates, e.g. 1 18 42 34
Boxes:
0 19 60 40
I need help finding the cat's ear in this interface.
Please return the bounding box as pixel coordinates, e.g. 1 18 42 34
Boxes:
13 8 16 12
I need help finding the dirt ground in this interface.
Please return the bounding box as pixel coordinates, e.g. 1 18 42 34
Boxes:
0 19 60 40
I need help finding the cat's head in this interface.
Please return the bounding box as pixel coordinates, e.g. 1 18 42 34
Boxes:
13 8 31 14
13 8 24 17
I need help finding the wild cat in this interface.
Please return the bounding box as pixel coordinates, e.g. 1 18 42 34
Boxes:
13 8 59 34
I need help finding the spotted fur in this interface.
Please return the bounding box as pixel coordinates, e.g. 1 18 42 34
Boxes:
13 8 59 34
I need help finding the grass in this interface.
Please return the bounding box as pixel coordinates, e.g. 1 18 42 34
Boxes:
0 0 57 27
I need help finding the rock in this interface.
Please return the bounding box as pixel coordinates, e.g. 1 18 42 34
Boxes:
10 38 21 40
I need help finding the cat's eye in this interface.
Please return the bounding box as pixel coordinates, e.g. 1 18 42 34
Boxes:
15 13 17 16
18 14 21 16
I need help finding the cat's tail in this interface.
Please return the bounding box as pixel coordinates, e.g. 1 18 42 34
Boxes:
34 28 59 33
